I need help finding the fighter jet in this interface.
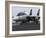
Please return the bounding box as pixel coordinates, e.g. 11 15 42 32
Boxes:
12 9 40 24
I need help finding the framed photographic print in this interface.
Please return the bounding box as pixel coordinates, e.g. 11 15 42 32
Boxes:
5 1 45 37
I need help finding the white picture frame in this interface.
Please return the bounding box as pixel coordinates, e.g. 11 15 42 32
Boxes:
5 1 45 37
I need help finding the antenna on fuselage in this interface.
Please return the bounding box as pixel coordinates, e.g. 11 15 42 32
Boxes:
30 9 32 15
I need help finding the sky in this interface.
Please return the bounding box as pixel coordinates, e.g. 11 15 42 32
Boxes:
12 6 40 17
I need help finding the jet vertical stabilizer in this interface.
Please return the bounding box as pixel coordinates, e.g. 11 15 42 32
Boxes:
37 9 40 16
30 9 32 15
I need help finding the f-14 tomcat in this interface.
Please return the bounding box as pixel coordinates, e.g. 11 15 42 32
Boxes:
12 9 40 24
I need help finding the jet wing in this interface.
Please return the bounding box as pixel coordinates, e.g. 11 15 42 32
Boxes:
26 15 40 21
